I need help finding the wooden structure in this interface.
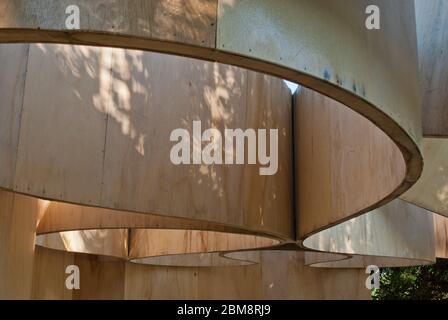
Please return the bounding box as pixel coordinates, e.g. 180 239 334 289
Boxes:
0 0 447 300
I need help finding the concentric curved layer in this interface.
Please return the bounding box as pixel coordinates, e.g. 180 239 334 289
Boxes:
1 39 427 270
0 1 441 300
0 1 427 271
0 188 280 267
302 199 436 268
0 0 424 193
36 228 278 267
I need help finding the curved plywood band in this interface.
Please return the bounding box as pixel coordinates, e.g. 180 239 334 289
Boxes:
34 190 440 268
128 229 277 262
415 0 448 137
0 188 280 267
304 207 448 268
33 191 281 267
402 138 448 218
36 229 278 267
295 87 406 238
224 200 441 269
35 198 441 269
35 197 282 238
0 0 423 194
0 43 294 240
302 199 436 268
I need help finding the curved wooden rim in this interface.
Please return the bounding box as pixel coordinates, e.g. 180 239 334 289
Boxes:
35 196 292 241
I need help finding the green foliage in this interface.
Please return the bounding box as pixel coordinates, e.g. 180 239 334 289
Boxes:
372 259 448 300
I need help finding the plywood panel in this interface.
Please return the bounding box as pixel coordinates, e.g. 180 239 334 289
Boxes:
100 50 248 228
125 250 370 300
0 0 217 47
243 72 293 237
0 44 28 188
415 0 448 136
13 44 110 204
73 254 125 300
295 87 406 237
0 191 37 299
197 264 263 299
124 262 200 300
31 246 74 300
259 251 368 300
100 50 292 237
33 247 125 300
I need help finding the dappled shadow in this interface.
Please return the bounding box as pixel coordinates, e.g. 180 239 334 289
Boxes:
28 41 290 240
